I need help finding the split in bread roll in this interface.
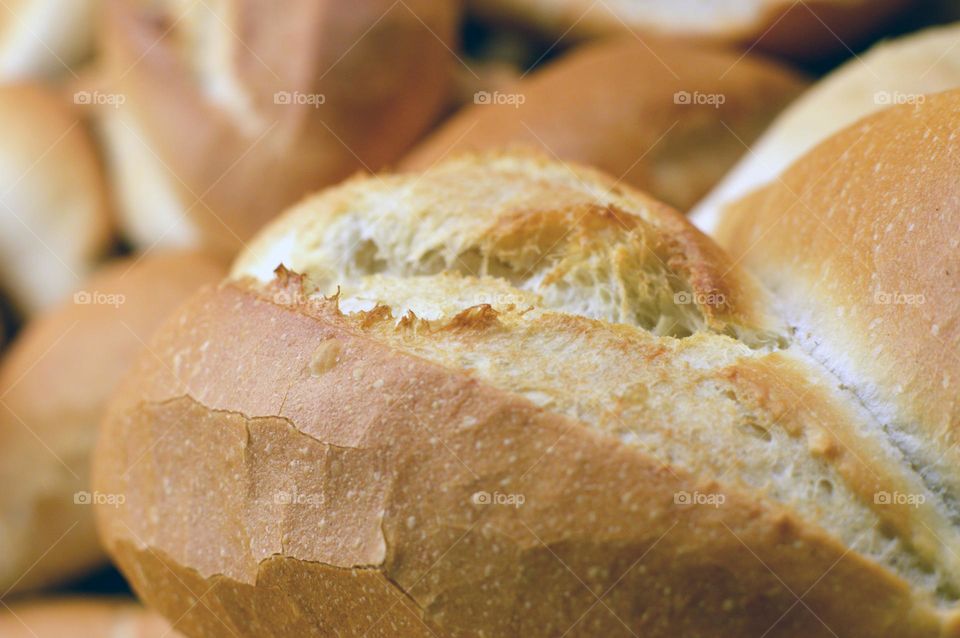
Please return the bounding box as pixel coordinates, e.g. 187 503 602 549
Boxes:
469 0 912 63
692 21 960 232
0 83 111 315
0 251 225 595
0 0 98 80
0 598 181 637
714 90 960 579
97 0 459 256
402 37 807 212
95 147 960 636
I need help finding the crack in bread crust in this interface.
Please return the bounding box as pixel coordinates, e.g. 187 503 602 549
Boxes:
278 274 960 601
95 279 949 637
232 153 960 601
95 151 960 636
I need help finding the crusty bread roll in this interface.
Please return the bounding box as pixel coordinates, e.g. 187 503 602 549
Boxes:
471 0 911 62
95 144 959 636
0 83 111 314
0 0 98 80
692 21 960 232
714 90 960 558
402 37 806 211
97 0 459 256
0 251 225 595
0 598 181 637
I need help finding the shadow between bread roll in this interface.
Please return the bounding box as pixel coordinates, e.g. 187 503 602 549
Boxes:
0 83 112 315
94 152 960 636
692 21 960 232
468 0 912 64
96 0 459 255
0 598 181 637
402 37 807 212
0 251 225 595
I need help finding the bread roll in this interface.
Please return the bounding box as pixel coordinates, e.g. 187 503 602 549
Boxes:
0 251 225 595
402 37 806 211
97 0 459 256
0 598 181 637
470 0 911 62
0 83 111 314
0 0 98 80
95 146 959 636
692 21 960 232
448 29 532 108
714 89 960 559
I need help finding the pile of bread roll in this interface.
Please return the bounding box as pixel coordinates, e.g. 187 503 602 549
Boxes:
0 1 957 636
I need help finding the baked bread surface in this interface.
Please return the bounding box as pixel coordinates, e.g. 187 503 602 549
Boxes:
94 149 960 636
693 21 960 231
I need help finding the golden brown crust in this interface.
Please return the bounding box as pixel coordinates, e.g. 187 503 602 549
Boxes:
692 21 960 233
715 89 960 524
0 251 225 594
0 598 179 637
402 37 806 211
93 148 960 635
97 0 459 255
95 277 951 637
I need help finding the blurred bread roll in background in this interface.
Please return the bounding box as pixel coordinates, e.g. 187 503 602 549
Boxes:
0 83 111 315
692 21 960 232
97 0 459 256
0 0 99 80
448 28 530 108
0 251 224 595
0 598 181 637
451 58 522 111
403 37 807 211
470 0 911 63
